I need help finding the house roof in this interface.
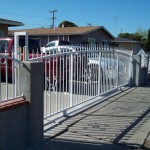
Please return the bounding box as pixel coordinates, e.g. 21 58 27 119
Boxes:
111 38 142 43
8 26 114 38
0 18 24 27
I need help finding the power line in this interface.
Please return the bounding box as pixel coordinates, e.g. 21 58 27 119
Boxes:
49 10 58 28
9 21 51 30
0 11 48 19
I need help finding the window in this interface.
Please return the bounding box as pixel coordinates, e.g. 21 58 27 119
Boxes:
0 30 4 37
102 40 109 47
88 38 96 44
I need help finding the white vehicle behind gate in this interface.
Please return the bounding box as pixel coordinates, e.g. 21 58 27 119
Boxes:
86 51 129 83
41 40 77 54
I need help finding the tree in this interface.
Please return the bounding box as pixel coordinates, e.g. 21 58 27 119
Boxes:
118 28 150 51
118 33 131 39
118 32 143 42
135 28 148 48
58 21 78 27
118 28 150 48
136 28 148 40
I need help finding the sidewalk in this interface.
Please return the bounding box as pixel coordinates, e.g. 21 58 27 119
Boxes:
29 87 150 150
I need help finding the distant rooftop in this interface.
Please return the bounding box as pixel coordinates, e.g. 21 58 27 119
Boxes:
111 38 142 43
0 18 24 27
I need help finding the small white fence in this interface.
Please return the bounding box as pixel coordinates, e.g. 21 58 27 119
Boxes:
29 45 132 119
0 50 23 102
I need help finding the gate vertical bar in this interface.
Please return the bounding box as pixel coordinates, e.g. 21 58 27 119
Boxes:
98 52 101 95
25 35 28 61
5 45 8 100
116 53 119 88
12 51 15 99
70 53 73 107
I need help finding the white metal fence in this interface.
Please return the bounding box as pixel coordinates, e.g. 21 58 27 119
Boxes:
0 43 132 118
0 50 23 102
29 45 132 119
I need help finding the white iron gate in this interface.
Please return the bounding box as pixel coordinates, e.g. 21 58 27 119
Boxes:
0 32 28 102
29 45 132 119
0 50 23 101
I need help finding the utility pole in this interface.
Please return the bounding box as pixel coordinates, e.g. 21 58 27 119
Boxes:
121 29 123 35
49 10 58 28
113 16 118 37
87 23 92 26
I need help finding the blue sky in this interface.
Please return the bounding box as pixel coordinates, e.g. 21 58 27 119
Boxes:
0 0 150 36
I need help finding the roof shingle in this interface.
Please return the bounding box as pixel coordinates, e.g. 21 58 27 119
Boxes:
9 26 104 36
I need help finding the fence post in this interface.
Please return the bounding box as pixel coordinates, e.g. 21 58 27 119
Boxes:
128 56 133 87
144 54 149 84
19 61 44 147
132 54 150 87
131 55 141 86
98 52 101 95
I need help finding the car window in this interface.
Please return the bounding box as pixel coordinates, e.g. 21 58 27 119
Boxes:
46 42 55 47
0 40 9 53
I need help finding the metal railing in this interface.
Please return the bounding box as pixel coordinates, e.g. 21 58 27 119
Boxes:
29 45 132 119
0 49 23 102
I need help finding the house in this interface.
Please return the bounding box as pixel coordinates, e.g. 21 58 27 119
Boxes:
111 38 143 54
0 18 24 37
8 26 114 46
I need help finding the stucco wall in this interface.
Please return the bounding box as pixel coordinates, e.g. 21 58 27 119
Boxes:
27 28 113 46
82 28 113 44
0 61 44 150
119 43 133 50
0 99 29 150
31 35 74 47
118 42 143 54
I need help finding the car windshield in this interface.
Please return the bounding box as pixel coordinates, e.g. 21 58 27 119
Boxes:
46 42 55 47
0 40 9 53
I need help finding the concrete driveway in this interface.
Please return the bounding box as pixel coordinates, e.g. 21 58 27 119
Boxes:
27 86 150 150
